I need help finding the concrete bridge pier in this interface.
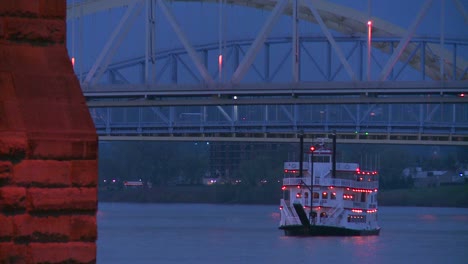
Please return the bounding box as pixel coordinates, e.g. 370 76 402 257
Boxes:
0 1 98 263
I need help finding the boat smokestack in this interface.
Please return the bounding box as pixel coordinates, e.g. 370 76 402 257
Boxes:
332 130 336 178
299 132 304 178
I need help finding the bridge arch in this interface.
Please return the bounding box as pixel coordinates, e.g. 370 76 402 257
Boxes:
67 0 467 83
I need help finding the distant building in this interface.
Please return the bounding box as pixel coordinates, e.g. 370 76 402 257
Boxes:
209 142 292 181
402 167 466 188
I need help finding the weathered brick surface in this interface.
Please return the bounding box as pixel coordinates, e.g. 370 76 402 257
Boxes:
0 242 31 263
71 160 98 187
0 214 14 240
13 160 71 187
30 242 96 263
0 186 26 211
27 187 97 212
1 17 65 43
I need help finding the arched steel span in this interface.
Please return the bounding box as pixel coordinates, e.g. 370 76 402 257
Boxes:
67 0 467 83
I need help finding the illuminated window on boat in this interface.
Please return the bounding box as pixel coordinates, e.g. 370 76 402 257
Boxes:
322 192 328 199
347 215 366 223
343 194 354 200
313 192 319 199
331 192 336 200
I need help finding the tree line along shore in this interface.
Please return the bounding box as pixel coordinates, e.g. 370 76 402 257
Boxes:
98 184 468 208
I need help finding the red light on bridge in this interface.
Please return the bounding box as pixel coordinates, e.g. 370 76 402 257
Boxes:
310 146 316 152
460 93 465 97
367 20 372 26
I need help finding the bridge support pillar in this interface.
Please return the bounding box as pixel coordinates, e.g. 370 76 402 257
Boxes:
0 1 97 263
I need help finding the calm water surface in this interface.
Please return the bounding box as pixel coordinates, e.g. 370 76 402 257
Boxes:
97 203 468 264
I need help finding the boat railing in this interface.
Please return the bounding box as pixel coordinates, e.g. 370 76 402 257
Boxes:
282 177 311 186
314 178 378 189
283 177 378 189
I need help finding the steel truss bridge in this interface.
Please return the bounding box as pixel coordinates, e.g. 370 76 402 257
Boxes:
67 0 468 145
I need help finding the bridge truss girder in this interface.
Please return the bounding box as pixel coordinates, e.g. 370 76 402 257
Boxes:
90 102 468 145
80 36 468 87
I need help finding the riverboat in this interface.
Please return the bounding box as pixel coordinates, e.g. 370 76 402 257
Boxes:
279 134 381 236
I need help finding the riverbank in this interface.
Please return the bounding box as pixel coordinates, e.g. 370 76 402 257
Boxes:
99 184 468 208
378 184 468 208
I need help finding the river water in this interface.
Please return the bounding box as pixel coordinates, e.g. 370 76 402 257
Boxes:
97 203 468 264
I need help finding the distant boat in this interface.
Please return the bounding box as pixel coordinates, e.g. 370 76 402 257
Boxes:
278 133 381 236
123 180 144 187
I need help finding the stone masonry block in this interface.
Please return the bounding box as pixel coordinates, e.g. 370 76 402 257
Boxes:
0 187 26 211
14 215 70 242
39 0 66 18
0 242 31 263
0 71 16 101
0 133 27 160
27 187 97 212
30 242 96 264
43 46 76 74
12 215 96 242
0 1 40 17
0 101 26 132
71 160 98 187
13 160 71 187
0 214 15 240
0 161 13 183
0 45 48 74
70 215 97 241
27 138 98 160
12 74 84 104
0 46 74 75
3 17 65 44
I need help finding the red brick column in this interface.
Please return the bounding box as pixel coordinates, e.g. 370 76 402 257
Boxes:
0 1 98 263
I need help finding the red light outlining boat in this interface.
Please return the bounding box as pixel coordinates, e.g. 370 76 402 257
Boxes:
279 135 381 236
